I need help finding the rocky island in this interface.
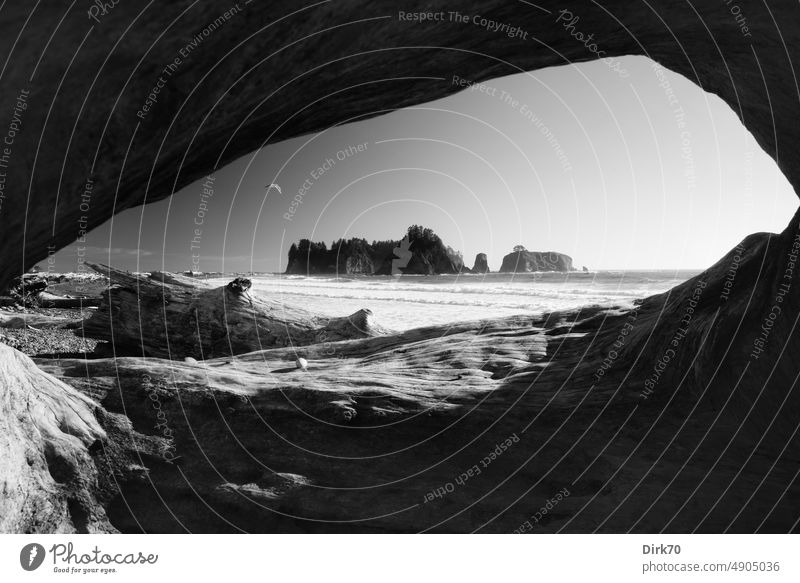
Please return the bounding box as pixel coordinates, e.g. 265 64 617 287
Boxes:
286 227 574 275
471 253 490 273
499 246 575 273
285 225 467 275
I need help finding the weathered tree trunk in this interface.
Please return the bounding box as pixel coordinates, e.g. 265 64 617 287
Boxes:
81 263 388 359
0 342 111 533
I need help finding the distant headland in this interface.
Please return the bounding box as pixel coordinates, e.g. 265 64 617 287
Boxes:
285 226 575 275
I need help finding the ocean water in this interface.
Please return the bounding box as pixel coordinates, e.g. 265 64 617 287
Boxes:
214 270 700 331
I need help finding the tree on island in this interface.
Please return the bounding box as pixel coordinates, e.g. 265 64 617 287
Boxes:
287 239 329 273
513 245 527 253
406 225 439 248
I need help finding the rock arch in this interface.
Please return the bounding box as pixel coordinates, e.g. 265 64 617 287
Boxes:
0 1 798 286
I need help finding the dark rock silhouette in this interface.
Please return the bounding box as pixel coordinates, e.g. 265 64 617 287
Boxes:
499 249 574 273
286 225 466 275
472 253 490 273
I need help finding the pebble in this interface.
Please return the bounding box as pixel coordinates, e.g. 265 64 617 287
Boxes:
0 327 100 356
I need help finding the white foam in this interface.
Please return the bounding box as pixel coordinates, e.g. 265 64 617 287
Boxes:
207 271 693 331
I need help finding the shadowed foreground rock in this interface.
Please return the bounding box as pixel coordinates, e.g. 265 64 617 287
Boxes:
2 220 791 533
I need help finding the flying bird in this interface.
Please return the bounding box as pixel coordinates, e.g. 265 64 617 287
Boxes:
266 183 282 194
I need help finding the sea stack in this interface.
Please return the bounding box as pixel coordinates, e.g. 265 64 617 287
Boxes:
499 249 574 273
471 253 490 273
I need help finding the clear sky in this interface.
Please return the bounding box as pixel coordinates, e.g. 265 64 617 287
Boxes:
50 55 798 274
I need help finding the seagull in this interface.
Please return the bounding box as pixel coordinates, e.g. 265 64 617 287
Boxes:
266 183 282 194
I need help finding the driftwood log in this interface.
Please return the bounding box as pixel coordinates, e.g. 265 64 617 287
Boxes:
3 274 102 308
81 263 388 359
36 292 102 309
0 342 111 532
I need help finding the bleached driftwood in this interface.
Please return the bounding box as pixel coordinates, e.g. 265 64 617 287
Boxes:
81 263 388 358
0 342 109 533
